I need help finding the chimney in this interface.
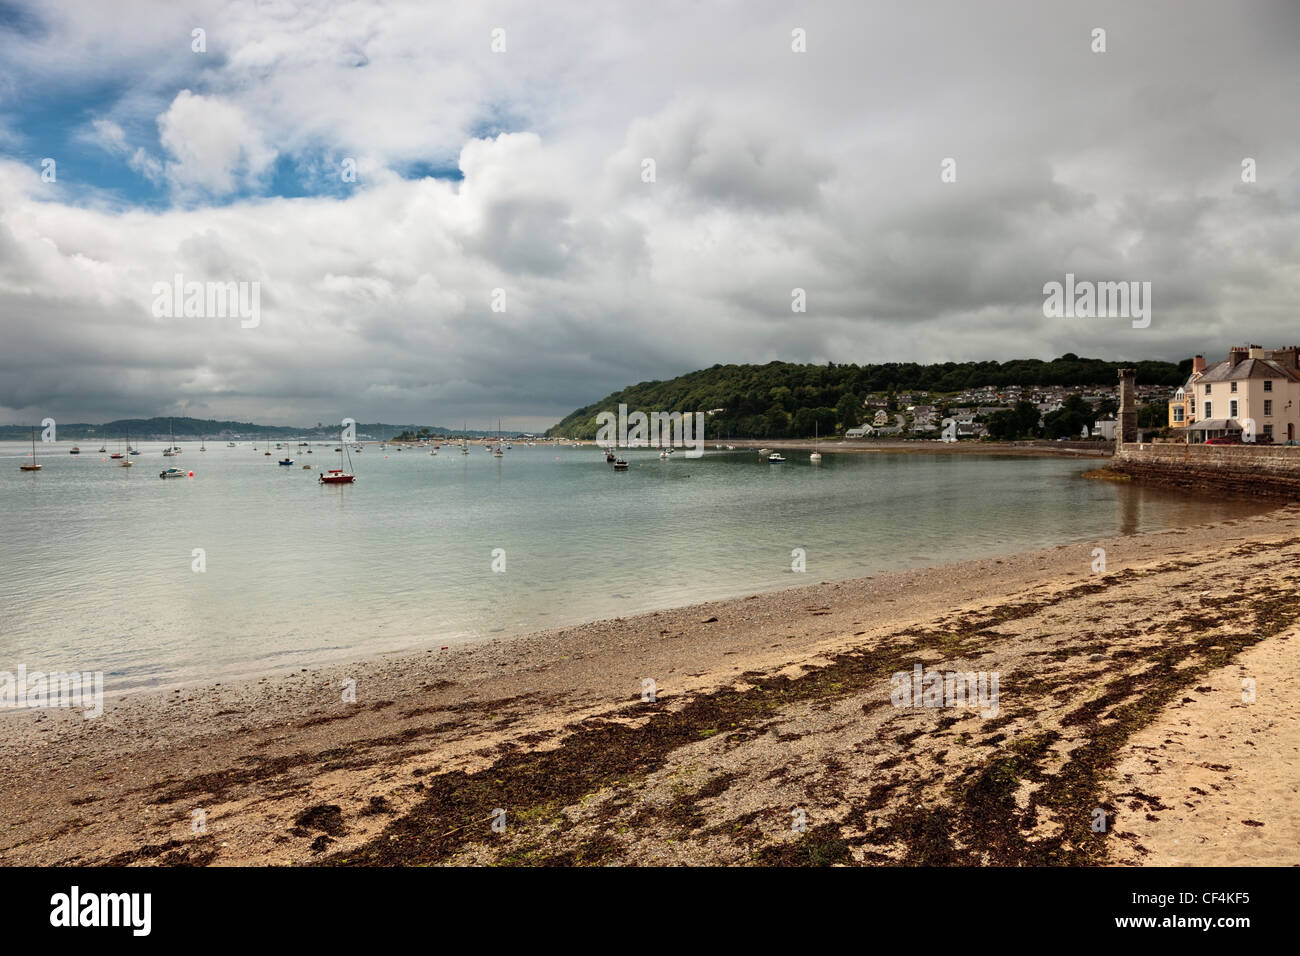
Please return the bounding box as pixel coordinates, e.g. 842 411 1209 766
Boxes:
1229 346 1247 367
1192 354 1206 373
1268 346 1300 370
1249 345 1266 359
1117 368 1137 446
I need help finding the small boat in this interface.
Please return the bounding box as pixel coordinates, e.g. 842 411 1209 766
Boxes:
69 445 80 455
120 458 133 468
227 442 236 447
162 421 176 456
605 450 616 462
159 467 186 479
768 453 786 463
110 433 125 459
319 444 356 483
613 458 629 471
810 423 822 463
278 456 294 466
200 437 207 451
20 428 41 471
97 444 106 453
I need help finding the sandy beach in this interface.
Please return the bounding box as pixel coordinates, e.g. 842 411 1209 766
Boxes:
2 503 1297 867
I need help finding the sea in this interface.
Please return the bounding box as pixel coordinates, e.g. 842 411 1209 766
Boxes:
0 439 1270 694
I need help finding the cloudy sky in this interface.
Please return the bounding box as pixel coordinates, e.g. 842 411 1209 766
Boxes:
1 0 1297 429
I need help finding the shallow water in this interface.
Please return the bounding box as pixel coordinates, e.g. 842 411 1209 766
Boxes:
0 441 1269 692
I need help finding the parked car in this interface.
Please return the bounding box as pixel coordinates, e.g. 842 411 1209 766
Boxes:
1204 436 1241 445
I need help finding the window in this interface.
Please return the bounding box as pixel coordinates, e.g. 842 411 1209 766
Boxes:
1205 384 1212 394
1265 380 1274 392
1230 400 1238 418
1173 406 1185 423
1265 400 1273 416
1231 381 1238 393
1205 401 1212 418
1265 424 1274 437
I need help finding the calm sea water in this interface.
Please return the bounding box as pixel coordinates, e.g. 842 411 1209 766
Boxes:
0 440 1268 693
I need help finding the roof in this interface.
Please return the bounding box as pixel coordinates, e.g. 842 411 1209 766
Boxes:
1197 357 1300 384
1184 418 1242 431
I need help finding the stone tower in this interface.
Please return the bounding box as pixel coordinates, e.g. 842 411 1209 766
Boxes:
1117 368 1137 447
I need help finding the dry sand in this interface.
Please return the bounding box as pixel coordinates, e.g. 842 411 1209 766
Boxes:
2 504 1297 866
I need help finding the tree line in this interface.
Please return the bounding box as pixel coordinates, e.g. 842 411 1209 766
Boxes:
548 355 1186 439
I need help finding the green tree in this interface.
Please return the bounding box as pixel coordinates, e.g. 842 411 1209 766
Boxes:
835 393 861 430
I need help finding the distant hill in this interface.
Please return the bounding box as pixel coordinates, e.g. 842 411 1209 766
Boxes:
546 355 1188 440
0 417 476 441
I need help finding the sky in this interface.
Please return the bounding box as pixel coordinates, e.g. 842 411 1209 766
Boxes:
1 0 1297 430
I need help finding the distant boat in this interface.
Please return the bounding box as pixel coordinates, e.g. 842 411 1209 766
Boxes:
19 427 41 471
278 453 294 466
200 437 207 452
810 423 822 463
159 467 185 479
227 442 236 447
613 458 629 471
97 444 106 453
69 445 80 455
162 421 177 456
768 453 786 463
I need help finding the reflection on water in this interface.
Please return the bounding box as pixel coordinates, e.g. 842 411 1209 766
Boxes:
0 443 1271 692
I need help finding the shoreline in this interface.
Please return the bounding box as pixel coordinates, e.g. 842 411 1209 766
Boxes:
2 504 1297 866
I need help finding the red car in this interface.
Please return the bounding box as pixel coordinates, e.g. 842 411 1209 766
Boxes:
1204 436 1241 445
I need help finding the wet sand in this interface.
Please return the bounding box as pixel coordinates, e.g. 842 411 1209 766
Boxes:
2 505 1296 866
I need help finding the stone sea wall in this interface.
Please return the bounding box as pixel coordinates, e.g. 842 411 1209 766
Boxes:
1110 442 1300 497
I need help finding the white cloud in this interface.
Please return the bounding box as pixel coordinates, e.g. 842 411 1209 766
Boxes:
0 0 1298 427
157 91 277 198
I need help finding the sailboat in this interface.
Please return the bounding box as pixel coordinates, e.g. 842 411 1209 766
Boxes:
200 437 207 452
162 421 177 456
20 427 41 471
319 442 356 484
119 428 133 466
110 432 125 459
810 423 822 464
